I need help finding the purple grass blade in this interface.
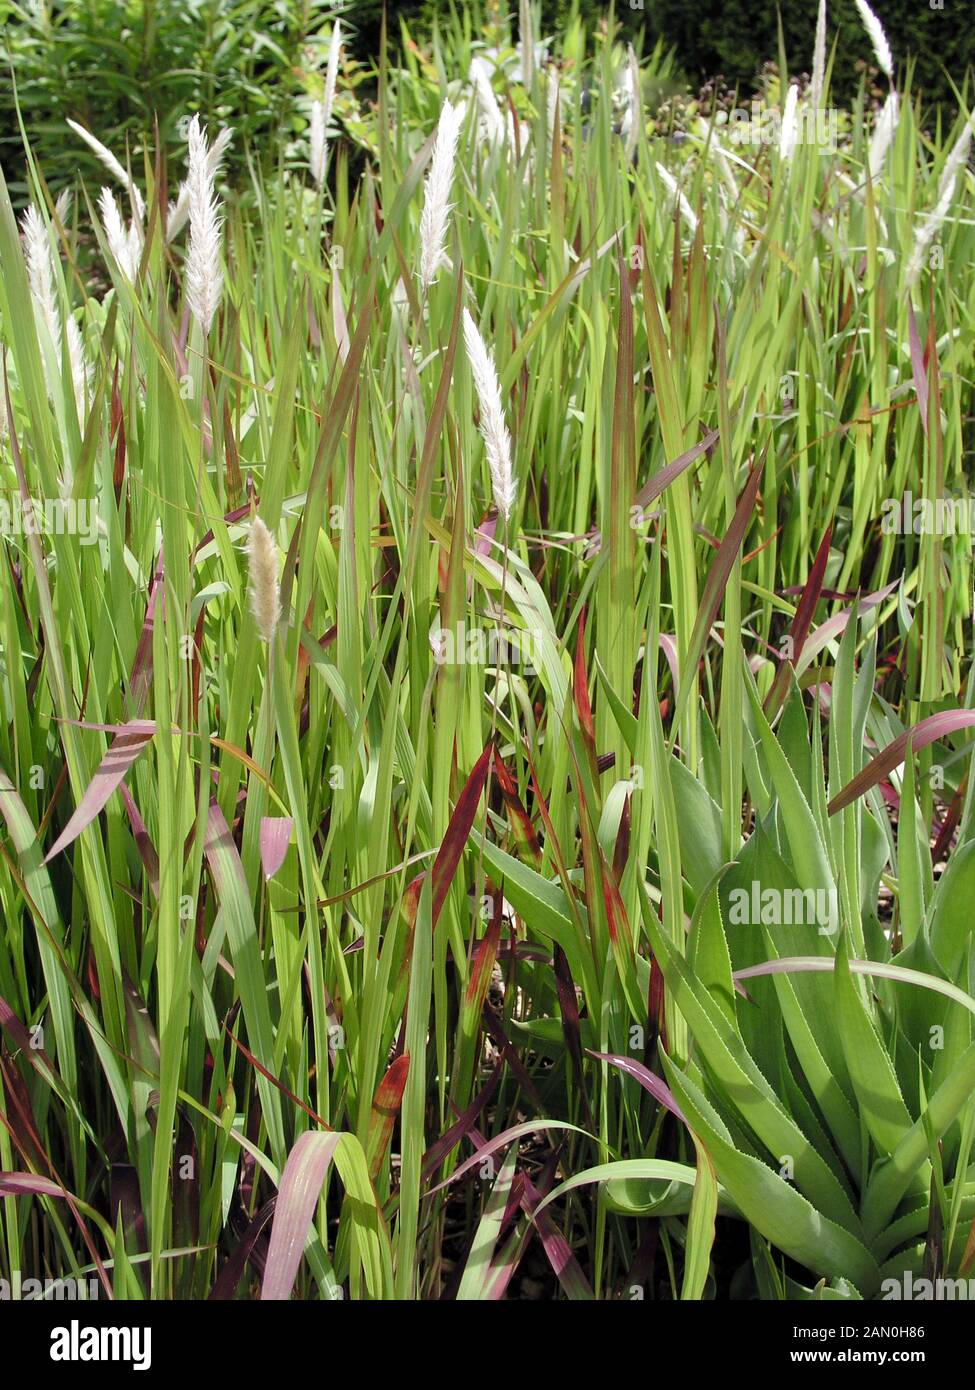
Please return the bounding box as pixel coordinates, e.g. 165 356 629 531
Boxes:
481 1006 544 1110
907 301 929 437
43 723 155 863
261 1131 342 1300
635 428 720 510
0 1172 66 1197
674 451 766 729
828 710 975 814
425 1119 587 1198
421 1064 502 1182
795 579 900 675
260 816 294 881
463 1119 595 1300
764 522 832 717
587 1050 688 1126
118 783 160 896
210 1198 276 1300
553 944 593 1131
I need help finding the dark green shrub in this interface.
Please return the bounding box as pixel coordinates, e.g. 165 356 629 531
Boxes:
0 0 341 198
645 0 973 108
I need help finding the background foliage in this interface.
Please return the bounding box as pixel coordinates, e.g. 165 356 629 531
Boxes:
646 0 973 109
2 1 970 205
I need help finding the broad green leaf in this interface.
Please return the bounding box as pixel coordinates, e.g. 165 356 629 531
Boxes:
662 1056 879 1295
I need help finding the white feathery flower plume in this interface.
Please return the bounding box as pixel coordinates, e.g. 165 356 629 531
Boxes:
810 0 828 110
248 517 281 643
53 189 72 227
655 163 698 236
429 626 447 664
868 91 900 179
621 45 641 162
82 152 144 283
323 19 342 123
310 19 343 189
66 119 145 223
853 0 893 80
697 119 740 204
715 146 740 205
905 115 974 288
63 326 88 429
21 206 59 352
185 115 224 336
779 83 800 161
703 130 746 254
101 187 140 282
309 101 328 188
126 217 144 277
419 100 463 290
167 126 233 240
21 204 89 421
519 0 534 87
547 65 560 142
462 307 515 522
473 68 506 147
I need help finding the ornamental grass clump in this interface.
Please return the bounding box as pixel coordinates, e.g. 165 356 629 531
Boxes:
0 5 973 1308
